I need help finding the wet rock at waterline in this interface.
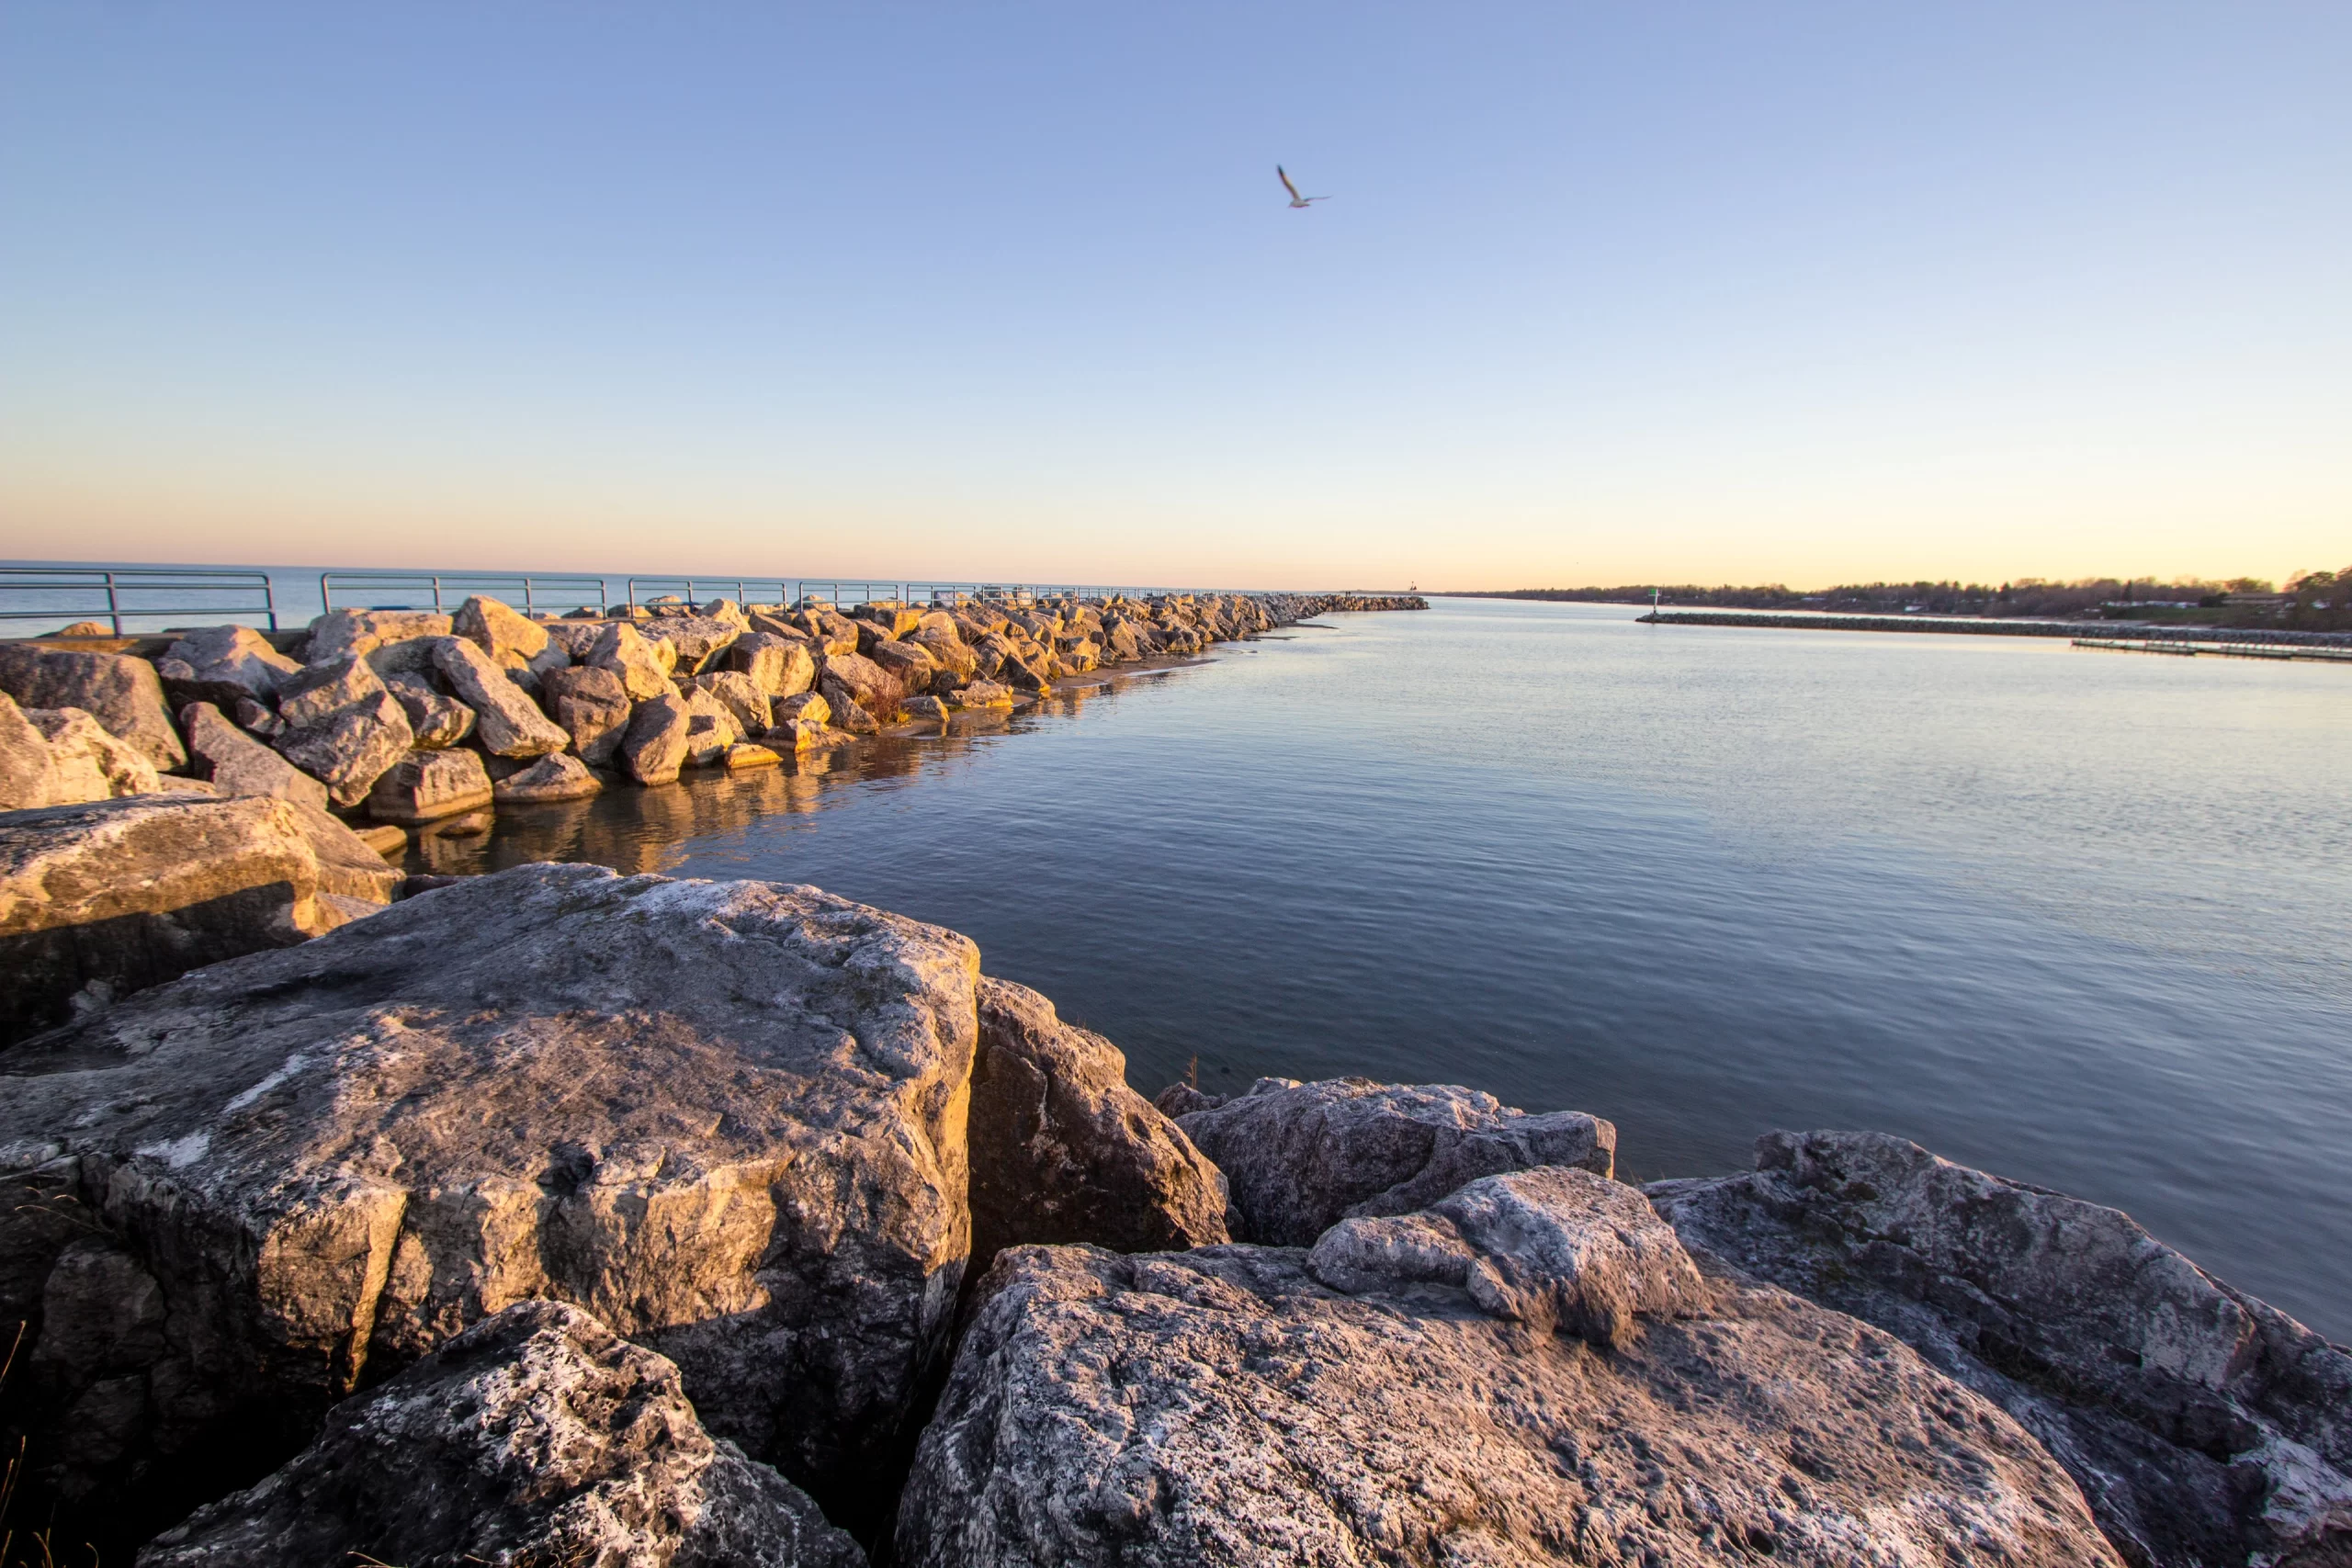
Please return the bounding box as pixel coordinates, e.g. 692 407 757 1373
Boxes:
0 642 187 772
138 1301 865 1568
967 976 1229 1275
0 863 980 1542
1649 1130 2352 1568
492 750 604 803
620 692 693 784
897 1190 2120 1566
365 746 495 824
1170 1074 1617 1245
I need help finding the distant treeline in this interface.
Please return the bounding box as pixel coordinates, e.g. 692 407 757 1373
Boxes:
1453 570 2352 630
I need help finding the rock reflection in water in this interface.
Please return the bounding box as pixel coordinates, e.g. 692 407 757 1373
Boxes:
403 687 1151 878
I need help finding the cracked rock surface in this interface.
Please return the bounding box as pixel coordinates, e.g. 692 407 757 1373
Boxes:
898 1168 2121 1568
0 862 980 1546
1649 1130 2352 1568
139 1299 865 1568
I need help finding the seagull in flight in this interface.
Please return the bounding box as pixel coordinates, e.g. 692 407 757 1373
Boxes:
1277 165 1328 209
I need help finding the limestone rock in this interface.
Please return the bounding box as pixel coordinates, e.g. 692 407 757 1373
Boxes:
543 620 610 661
865 638 937 698
773 692 830 727
306 609 455 676
0 692 64 809
681 686 743 767
967 977 1228 1276
367 748 495 825
660 616 746 675
591 621 676 701
818 651 899 720
621 693 693 784
910 628 978 681
948 680 1015 710
1173 1076 1617 1245
26 707 160 801
898 1220 2119 1565
1649 1131 2352 1568
1309 1166 1708 1348
354 822 406 859
0 863 980 1542
230 695 285 738
492 751 604 803
157 625 303 706
382 672 476 749
692 671 774 735
723 742 782 770
729 633 818 699
270 657 414 807
452 594 550 664
139 1301 865 1568
180 702 331 812
429 637 568 758
289 801 402 907
0 643 187 771
0 795 343 1044
542 664 633 767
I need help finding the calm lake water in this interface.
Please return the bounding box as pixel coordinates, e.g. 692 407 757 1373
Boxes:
424 597 2352 1340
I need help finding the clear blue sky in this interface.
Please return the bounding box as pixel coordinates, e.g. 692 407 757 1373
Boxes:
3 3 2345 589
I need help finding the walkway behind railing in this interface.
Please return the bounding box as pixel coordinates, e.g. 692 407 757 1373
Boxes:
0 566 277 635
2 560 1398 636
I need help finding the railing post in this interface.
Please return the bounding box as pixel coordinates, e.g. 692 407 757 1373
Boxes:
105 571 121 637
264 574 278 631
320 571 335 617
432 577 444 613
524 577 536 617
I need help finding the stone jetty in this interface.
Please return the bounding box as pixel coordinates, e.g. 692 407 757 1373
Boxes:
1 590 1423 1043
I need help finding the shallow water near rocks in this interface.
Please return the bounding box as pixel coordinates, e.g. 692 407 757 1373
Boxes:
432 598 2352 1340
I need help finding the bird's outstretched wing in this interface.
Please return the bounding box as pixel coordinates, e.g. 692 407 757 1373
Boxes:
1278 165 1303 202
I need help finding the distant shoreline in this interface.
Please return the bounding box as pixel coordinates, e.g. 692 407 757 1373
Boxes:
1630 608 2352 649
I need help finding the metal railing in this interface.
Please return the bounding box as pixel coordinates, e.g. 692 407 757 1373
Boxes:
319 570 614 618
0 566 277 635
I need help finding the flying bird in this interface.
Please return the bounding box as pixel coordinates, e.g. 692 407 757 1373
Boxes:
1277 166 1328 209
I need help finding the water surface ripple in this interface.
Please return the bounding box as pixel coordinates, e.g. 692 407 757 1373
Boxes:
437 598 2352 1339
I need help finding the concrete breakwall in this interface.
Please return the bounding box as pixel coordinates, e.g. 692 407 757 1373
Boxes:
1639 609 2352 648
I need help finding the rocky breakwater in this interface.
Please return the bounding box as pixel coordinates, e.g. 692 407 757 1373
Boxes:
0 862 2344 1565
0 590 1424 1043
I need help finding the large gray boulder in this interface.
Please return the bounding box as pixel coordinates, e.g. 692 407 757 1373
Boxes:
0 795 355 1044
660 615 747 675
0 643 187 771
622 692 693 784
967 976 1227 1275
270 656 415 807
155 625 303 707
429 637 569 758
1649 1131 2352 1568
180 702 331 811
0 864 980 1542
365 747 494 825
729 632 818 699
139 1300 863 1568
544 663 633 764
897 1170 2120 1567
1172 1076 1616 1245
592 621 677 700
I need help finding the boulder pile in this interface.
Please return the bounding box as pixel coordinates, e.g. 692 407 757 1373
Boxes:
0 863 2341 1567
0 591 1425 1043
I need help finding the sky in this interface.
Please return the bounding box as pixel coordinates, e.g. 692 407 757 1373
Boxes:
2 3 2346 591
